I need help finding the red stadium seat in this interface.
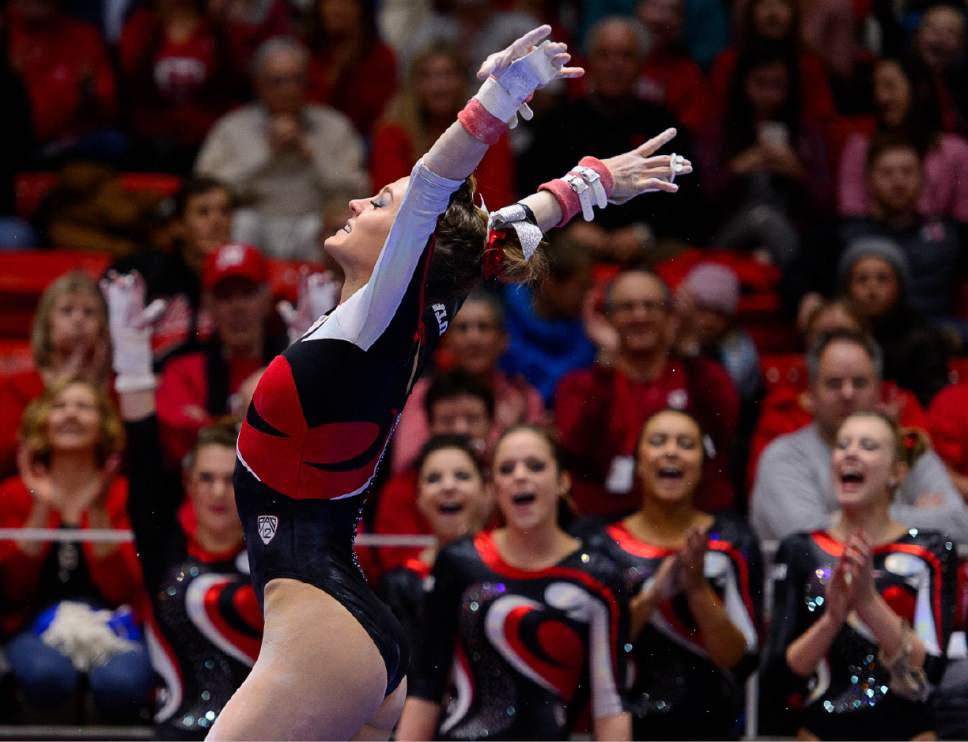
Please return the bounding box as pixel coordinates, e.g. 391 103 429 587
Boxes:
0 339 33 375
0 249 111 339
760 353 808 392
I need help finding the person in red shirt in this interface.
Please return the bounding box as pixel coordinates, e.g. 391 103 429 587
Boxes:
0 378 150 720
208 0 292 78
555 269 739 518
155 243 287 466
306 0 397 139
0 271 111 480
390 289 545 475
635 0 711 136
370 369 495 577
119 0 235 171
927 383 968 504
370 42 515 208
5 0 117 151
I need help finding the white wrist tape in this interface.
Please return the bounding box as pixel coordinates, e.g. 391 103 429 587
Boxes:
488 204 544 262
476 41 558 122
115 374 157 393
563 166 609 221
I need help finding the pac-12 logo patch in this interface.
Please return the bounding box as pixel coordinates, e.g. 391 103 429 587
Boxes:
257 515 278 545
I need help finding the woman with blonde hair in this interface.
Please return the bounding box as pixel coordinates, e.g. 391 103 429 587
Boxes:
370 41 515 207
0 378 150 721
762 411 958 739
0 270 111 478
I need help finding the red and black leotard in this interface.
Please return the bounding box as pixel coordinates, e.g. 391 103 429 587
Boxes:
761 528 958 740
126 416 262 740
408 531 630 740
591 512 763 740
234 161 466 695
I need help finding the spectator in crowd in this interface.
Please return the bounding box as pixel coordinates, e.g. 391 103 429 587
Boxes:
709 0 835 124
208 0 292 77
838 57 968 223
928 382 968 503
397 424 631 741
499 234 596 405
156 242 286 466
701 44 832 269
378 434 490 651
587 409 761 739
111 176 233 361
837 236 951 406
0 18 36 248
306 0 397 139
841 136 963 321
119 0 235 173
0 272 110 479
556 269 739 517
0 379 151 721
912 2 967 131
373 369 495 574
370 42 515 208
748 298 930 483
391 290 544 475
519 16 695 250
761 411 958 739
635 0 711 135
195 36 368 260
102 269 262 738
750 329 968 543
5 0 119 159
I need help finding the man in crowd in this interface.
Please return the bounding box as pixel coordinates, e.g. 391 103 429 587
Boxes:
555 268 738 517
196 36 368 260
751 329 968 542
156 242 287 466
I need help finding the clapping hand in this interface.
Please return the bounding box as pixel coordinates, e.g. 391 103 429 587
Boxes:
277 269 341 343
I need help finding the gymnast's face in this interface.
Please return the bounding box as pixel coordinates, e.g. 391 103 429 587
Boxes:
188 444 241 541
832 414 900 511
417 447 488 545
636 410 703 506
492 429 569 534
323 177 409 279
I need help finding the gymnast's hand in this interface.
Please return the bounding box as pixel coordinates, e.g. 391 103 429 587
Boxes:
100 270 166 390
601 128 694 205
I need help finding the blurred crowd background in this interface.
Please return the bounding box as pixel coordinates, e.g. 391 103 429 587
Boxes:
1 0 968 737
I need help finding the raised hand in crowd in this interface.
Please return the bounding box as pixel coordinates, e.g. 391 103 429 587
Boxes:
276 268 341 343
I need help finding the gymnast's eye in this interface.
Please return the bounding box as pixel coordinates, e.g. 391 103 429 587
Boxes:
370 198 385 209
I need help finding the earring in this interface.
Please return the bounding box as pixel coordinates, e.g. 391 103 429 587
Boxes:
887 478 898 490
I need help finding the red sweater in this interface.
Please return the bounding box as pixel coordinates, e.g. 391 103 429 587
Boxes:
0 476 142 636
0 369 43 480
6 9 117 143
555 357 739 517
928 384 968 476
372 468 425 574
638 51 711 135
307 41 398 138
370 122 516 208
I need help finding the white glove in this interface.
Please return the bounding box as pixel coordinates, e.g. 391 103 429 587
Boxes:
475 25 582 124
277 270 341 344
100 271 166 392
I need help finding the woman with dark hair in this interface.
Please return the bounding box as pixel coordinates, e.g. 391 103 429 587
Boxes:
398 424 632 740
306 0 397 137
378 434 490 647
107 25 689 740
371 41 515 208
119 0 235 170
838 56 968 222
587 408 762 739
702 43 832 267
0 378 150 721
762 411 958 739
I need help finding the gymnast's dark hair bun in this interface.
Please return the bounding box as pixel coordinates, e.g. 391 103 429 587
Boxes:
426 176 548 305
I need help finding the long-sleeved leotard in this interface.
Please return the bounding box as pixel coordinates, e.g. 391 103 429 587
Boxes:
234 159 466 694
762 528 958 740
126 416 262 740
589 512 763 740
409 531 630 741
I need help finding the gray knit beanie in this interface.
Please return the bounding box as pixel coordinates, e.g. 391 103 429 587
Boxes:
837 236 910 291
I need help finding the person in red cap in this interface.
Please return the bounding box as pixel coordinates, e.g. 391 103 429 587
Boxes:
155 242 287 466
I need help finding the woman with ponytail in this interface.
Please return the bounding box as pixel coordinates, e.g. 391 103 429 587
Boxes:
762 411 958 739
108 24 691 740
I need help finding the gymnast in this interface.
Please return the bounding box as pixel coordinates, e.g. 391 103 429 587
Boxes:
202 24 691 740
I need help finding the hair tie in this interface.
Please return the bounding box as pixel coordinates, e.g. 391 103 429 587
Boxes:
483 229 506 280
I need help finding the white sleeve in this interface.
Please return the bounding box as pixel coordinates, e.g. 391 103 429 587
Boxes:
304 159 464 350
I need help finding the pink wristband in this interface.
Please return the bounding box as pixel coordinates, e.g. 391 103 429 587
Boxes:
457 99 507 145
538 157 614 227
